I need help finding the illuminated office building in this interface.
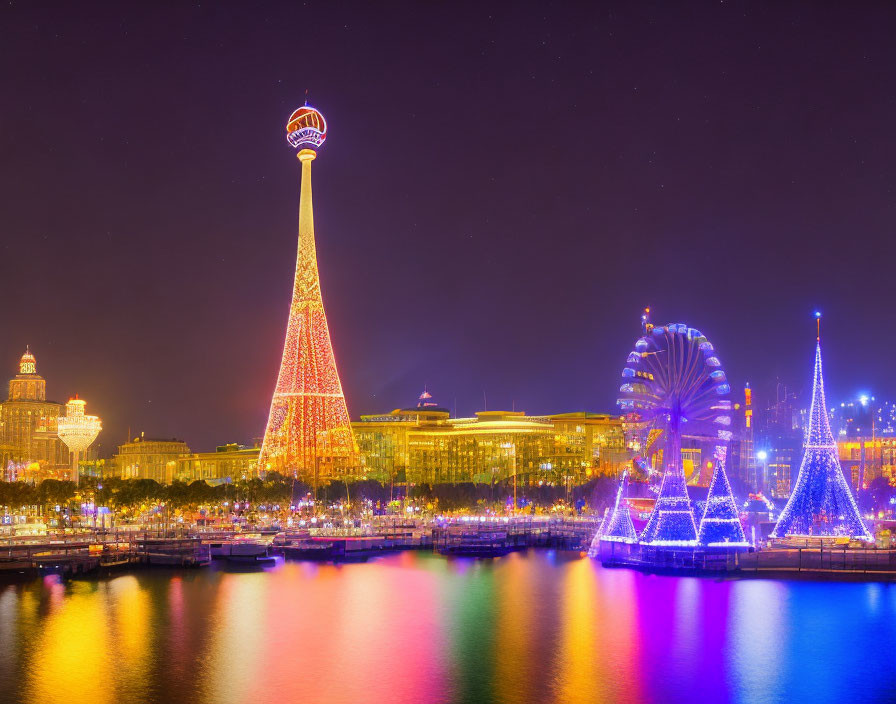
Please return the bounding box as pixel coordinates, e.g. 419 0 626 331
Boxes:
177 443 260 483
114 434 190 483
0 347 69 474
838 438 896 488
353 392 626 485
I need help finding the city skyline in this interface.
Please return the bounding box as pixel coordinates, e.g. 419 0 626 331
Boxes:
3 3 896 451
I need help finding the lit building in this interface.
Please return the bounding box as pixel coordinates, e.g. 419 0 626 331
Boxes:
755 383 803 497
831 397 896 490
0 347 69 475
353 391 626 485
114 434 190 483
838 438 896 488
258 103 357 483
176 443 260 483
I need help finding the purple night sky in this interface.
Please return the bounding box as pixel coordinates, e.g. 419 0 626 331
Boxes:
2 2 895 453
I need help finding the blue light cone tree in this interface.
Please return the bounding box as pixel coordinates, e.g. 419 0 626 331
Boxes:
589 470 638 556
697 460 750 546
771 337 872 540
639 412 699 545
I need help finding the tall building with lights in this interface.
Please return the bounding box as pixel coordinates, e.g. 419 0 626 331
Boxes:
0 347 69 476
258 104 358 483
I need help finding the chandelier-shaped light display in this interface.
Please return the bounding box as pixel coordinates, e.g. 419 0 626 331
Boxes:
258 105 358 482
771 325 872 540
697 460 750 546
618 313 732 546
56 397 101 485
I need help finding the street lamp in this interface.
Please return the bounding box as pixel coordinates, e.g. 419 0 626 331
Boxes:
756 450 769 495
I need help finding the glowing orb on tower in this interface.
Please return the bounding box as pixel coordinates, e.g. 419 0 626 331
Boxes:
286 105 328 150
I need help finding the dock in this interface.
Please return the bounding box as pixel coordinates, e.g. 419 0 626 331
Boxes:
597 539 896 580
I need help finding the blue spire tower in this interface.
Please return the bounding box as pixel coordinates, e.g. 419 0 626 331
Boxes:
771 315 872 540
698 460 750 546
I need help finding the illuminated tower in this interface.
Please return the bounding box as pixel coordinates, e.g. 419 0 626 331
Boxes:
258 103 358 483
56 397 102 485
771 316 872 540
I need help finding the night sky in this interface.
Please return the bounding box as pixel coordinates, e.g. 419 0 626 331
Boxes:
2 2 895 454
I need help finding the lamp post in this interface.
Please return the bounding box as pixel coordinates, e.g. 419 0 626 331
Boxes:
756 450 769 495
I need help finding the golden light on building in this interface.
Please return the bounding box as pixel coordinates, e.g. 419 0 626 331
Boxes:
0 347 69 475
353 393 626 486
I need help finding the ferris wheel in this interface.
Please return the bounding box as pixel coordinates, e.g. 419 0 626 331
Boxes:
617 310 733 483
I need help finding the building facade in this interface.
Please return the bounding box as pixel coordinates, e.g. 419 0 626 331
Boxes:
114 435 190 483
353 394 626 486
176 443 260 483
0 348 69 476
838 438 896 488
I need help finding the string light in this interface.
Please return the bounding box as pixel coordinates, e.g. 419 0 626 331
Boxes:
56 397 102 485
771 318 872 540
697 459 750 546
591 469 638 552
258 104 358 479
619 318 732 546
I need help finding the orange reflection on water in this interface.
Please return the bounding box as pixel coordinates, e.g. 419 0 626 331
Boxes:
199 571 271 704
551 558 645 704
493 552 537 704
23 579 114 704
552 558 604 704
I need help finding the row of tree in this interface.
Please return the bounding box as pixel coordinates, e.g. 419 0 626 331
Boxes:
0 474 621 514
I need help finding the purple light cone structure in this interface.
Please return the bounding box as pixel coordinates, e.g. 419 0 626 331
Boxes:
698 460 750 546
589 470 638 556
771 337 872 540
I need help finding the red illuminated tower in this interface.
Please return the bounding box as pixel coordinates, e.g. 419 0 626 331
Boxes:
258 104 358 483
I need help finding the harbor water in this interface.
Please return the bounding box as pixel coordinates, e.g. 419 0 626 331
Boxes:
1 550 894 704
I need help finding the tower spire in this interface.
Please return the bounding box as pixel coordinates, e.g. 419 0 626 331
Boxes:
771 323 871 540
258 104 357 484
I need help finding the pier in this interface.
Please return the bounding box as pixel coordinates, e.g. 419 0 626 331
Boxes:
597 539 896 580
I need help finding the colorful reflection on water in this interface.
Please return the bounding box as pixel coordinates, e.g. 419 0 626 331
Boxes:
1 551 895 704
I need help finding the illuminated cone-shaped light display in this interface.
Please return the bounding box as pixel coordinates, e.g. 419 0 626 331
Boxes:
697 460 749 546
258 104 358 484
771 319 872 540
590 470 638 556
56 397 101 485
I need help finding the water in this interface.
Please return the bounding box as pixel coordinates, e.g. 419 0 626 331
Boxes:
1 551 894 704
